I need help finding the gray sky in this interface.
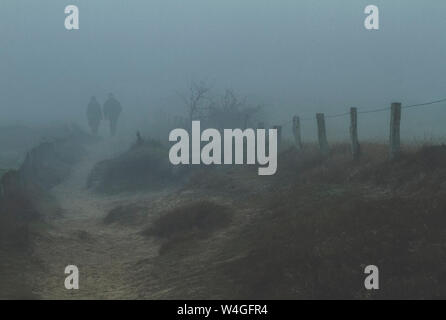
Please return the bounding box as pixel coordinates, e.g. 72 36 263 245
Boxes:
1 0 446 140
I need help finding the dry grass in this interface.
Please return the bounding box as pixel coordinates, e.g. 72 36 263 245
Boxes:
139 143 446 299
209 143 446 299
142 200 232 255
186 167 236 191
4 139 446 299
103 205 147 225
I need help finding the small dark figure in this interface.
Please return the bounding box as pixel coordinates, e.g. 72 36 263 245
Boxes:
136 131 144 146
130 131 145 150
86 96 102 135
103 93 122 136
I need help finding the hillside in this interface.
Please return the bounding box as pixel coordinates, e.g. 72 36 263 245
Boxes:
4 139 444 299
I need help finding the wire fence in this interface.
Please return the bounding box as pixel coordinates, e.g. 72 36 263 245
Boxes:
161 96 446 160
277 97 446 127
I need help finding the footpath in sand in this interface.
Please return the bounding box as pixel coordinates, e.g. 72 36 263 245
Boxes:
30 140 166 299
26 138 275 299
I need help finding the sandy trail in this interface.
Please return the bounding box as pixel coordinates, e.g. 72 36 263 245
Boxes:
31 140 161 299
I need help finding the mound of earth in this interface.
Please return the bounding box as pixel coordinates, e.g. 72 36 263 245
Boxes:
0 171 37 248
0 170 61 249
132 143 446 299
0 125 92 299
87 139 175 194
0 169 49 299
1 124 91 247
356 145 446 193
103 205 148 225
143 200 232 255
0 123 93 169
19 139 86 190
0 168 8 178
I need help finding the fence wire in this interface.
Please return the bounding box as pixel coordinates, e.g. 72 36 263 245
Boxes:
277 96 446 127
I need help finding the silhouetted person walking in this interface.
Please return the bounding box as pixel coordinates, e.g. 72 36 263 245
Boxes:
103 93 122 136
86 96 102 135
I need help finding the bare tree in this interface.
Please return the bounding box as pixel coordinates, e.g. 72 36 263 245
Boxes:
214 89 262 129
180 82 212 124
178 83 265 130
221 89 246 112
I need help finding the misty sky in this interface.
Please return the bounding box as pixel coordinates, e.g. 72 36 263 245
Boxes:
1 0 446 140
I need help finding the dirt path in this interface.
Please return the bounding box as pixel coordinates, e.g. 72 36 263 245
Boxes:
27 140 261 299
31 140 162 299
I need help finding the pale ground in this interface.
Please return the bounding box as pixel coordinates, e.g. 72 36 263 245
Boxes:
29 140 168 299
23 138 260 299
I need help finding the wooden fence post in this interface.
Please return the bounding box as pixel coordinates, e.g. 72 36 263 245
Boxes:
350 107 360 160
292 116 303 150
389 102 401 159
316 113 329 154
273 125 282 150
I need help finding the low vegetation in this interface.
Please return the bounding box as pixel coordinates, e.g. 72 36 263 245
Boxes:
138 143 446 299
143 200 232 255
0 126 92 299
87 139 176 193
104 205 147 225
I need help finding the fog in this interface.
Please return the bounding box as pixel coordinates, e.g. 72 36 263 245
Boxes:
3 1 446 300
1 0 446 141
